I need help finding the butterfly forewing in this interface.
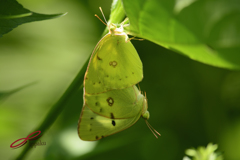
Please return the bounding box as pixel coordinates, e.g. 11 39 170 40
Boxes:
84 34 143 95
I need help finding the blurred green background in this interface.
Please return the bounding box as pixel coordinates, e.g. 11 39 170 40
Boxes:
1 0 240 160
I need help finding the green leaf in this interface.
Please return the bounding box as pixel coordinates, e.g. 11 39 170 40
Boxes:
0 82 36 101
109 0 125 24
0 0 66 37
122 0 240 70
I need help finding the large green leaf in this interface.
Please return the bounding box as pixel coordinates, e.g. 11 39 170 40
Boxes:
0 0 66 37
122 0 240 70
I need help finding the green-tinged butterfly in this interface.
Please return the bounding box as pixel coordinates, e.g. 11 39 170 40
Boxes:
78 8 160 141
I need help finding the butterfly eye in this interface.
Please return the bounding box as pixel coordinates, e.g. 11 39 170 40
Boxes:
109 23 117 34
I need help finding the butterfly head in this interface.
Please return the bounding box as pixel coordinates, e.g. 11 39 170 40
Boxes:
95 7 129 40
108 23 124 36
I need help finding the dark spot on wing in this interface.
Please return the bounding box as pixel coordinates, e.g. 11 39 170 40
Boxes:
107 97 114 106
119 79 121 80
132 72 134 74
109 61 118 68
101 135 104 138
110 113 115 119
93 82 95 85
100 108 102 112
90 117 94 120
112 120 116 126
97 56 102 60
99 81 101 84
96 136 98 139
95 102 99 106
125 76 128 78
90 129 92 131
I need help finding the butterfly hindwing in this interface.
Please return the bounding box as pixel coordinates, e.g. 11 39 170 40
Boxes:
85 85 144 119
78 104 142 141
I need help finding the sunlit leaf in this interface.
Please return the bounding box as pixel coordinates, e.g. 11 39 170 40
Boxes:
122 0 240 70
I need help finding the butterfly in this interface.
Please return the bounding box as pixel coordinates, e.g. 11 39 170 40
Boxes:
78 7 160 141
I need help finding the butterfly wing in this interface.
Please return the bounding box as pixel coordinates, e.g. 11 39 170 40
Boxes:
84 34 143 94
85 85 144 119
78 104 142 141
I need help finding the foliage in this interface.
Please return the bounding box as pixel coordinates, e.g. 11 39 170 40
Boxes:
1 0 240 160
183 143 223 160
123 0 240 69
0 0 66 37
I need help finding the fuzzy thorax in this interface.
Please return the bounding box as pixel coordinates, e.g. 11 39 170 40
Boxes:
108 23 128 42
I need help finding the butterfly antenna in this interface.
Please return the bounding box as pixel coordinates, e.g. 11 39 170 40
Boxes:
145 120 161 138
95 14 107 26
99 7 108 24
